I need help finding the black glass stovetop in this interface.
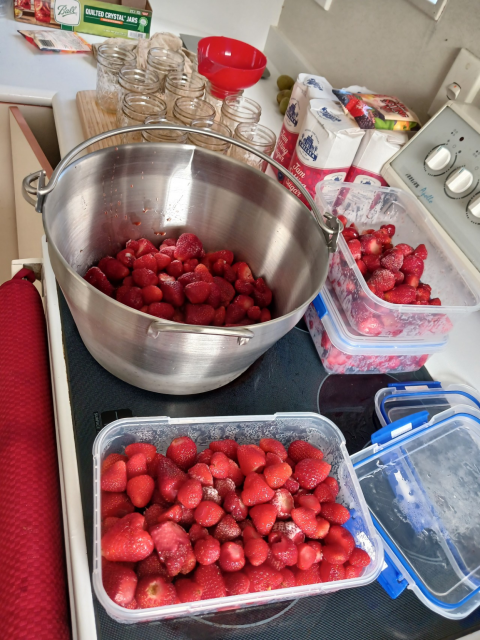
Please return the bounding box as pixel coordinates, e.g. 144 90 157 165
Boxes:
58 290 480 640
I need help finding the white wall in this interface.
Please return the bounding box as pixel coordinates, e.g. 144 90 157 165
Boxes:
277 0 480 123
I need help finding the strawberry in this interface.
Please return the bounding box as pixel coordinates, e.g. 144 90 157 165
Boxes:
213 514 241 542
214 477 236 498
174 233 203 261
102 513 153 562
253 278 273 308
244 563 282 592
84 267 114 296
126 453 147 480
125 443 157 463
342 228 358 242
156 504 182 524
295 563 323 586
135 238 158 257
177 478 203 509
205 283 222 309
395 243 414 257
362 254 381 272
430 297 441 306
296 494 321 514
249 504 277 535
260 309 271 323
188 463 213 487
348 547 371 567
321 502 350 525
233 295 255 312
241 473 275 506
150 487 170 507
416 284 431 302
373 229 391 246
294 459 331 489
380 223 396 237
283 477 300 494
369 268 395 293
401 254 424 277
306 540 323 563
160 246 176 259
178 550 197 576
141 285 163 305
125 239 139 253
183 258 199 273
234 262 254 283
213 277 236 305
197 449 213 465
319 561 345 582
157 454 187 503
324 525 355 556
143 503 165 528
127 475 155 508
116 248 136 269
347 239 361 260
158 272 175 283
213 305 226 326
235 280 254 296
181 270 200 288
237 445 266 475
101 460 127 492
323 544 349 564
242 522 262 541
194 501 224 527
184 281 211 304
154 252 172 271
259 438 287 462
166 436 197 471
136 553 169 581
356 259 367 276
101 491 135 519
404 274 419 288
161 238 176 247
345 564 363 579
384 284 416 304
98 256 130 282
360 234 382 255
209 451 230 479
380 248 403 271
148 302 175 320
279 567 296 588
102 517 120 536
189 523 209 543
166 260 184 279
393 270 405 284
244 537 269 566
270 487 294 520
414 243 428 260
224 571 250 595
226 459 244 486
159 280 185 307
296 543 317 571
185 303 215 326
291 507 319 538
194 535 221 565
270 521 305 545
270 532 298 566
288 440 323 463
174 578 202 603
194 563 226 599
133 253 158 273
265 452 283 466
212 259 226 276
203 486 222 504
223 491 248 521
178 505 195 527
357 315 383 335
223 265 237 283
225 303 246 324
266 548 286 571
102 453 128 473
102 561 138 607
219 541 245 572
194 264 214 283
150 521 192 577
135 575 177 609
263 462 292 489
132 268 158 288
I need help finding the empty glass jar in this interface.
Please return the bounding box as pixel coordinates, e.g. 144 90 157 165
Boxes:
142 115 188 144
187 120 232 155
204 81 243 122
96 44 136 113
146 48 184 94
220 96 262 134
164 72 205 116
116 67 160 126
172 97 216 126
118 94 167 143
231 122 277 172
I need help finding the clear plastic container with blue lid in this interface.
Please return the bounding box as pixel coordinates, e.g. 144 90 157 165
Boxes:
352 401 480 619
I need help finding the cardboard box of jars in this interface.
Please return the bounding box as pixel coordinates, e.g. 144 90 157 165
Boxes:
14 0 152 40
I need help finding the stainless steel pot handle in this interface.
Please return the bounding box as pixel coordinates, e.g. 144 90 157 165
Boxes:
147 320 254 345
22 169 46 207
22 124 342 251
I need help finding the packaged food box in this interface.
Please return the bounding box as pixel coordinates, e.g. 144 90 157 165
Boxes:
333 91 421 132
283 99 365 204
14 0 152 40
345 130 408 187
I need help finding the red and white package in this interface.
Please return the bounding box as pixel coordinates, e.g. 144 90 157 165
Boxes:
345 130 408 186
284 99 365 204
271 74 336 183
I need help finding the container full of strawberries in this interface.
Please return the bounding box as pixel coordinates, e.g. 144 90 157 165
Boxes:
93 413 384 623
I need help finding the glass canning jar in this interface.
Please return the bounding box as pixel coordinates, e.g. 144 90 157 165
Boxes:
142 115 188 144
231 122 277 172
164 72 205 116
220 95 261 134
187 120 232 155
172 97 215 126
116 66 160 126
96 45 136 113
146 48 184 94
118 94 167 143
204 81 243 122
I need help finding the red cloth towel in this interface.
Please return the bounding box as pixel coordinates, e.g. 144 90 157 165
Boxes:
0 274 71 640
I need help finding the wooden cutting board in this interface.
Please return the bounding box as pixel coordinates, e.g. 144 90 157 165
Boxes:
76 90 123 152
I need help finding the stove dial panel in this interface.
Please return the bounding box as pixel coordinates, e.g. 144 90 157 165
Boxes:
445 167 474 194
425 145 452 171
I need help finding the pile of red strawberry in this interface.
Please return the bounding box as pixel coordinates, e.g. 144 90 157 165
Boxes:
84 233 273 326
100 436 371 610
339 215 440 306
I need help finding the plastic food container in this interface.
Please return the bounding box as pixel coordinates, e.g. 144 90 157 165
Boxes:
305 280 447 375
315 181 480 339
93 413 383 623
353 403 480 619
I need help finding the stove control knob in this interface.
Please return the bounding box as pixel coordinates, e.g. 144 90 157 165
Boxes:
425 145 451 171
467 194 480 218
445 167 474 194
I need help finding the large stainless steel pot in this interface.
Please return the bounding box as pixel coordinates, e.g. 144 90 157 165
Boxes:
23 124 340 394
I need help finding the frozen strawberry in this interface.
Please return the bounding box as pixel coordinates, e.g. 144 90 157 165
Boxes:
223 265 237 283
136 553 169 581
206 283 222 309
384 284 416 304
369 268 395 293
356 259 367 276
245 563 282 592
102 453 128 473
296 543 317 571
213 277 236 306
260 309 271 323
160 246 176 260
278 567 295 589
150 521 192 577
194 501 224 527
233 295 255 312
213 305 226 326
185 303 215 326
345 564 363 579
101 460 127 492
154 252 172 271
166 436 197 471
270 487 294 520
249 504 277 536
235 280 254 296
183 258 199 273
265 453 283 466
288 441 323 463
158 280 184 308
150 487 170 507
319 561 345 582
148 302 175 320
223 491 248 521
283 477 300 494
188 463 213 487
347 239 361 260
392 270 405 284
157 454 187 503
246 306 261 322
401 254 424 278
234 262 254 283
101 491 135 519
219 541 245 572
244 537 269 566
321 502 350 525
116 285 143 309
177 504 194 527
161 238 176 247
404 274 420 288
84 267 114 296
270 521 305 545
265 548 286 571
393 242 413 257
177 550 197 576
194 264 214 283
116 248 136 269
184 281 211 304
158 273 175 283
127 475 155 508
263 462 292 489
294 459 331 489
380 223 396 237
174 233 203 261
171 578 201 603
357 315 383 335
214 478 236 498
197 449 213 465
132 268 158 288
237 445 266 475
224 571 250 595
241 473 275 507
414 243 428 260
296 494 321 515
203 486 222 504
126 453 147 480
342 228 358 242
306 540 323 564
212 259 226 276
322 544 349 564
324 524 355 557
242 522 262 541
101 517 120 537
253 278 273 308
225 303 246 324
360 234 382 255
142 503 164 528
380 248 403 271
291 507 319 538
373 229 392 246
259 438 287 461
362 254 381 273
194 563 226 599
140 285 162 305
270 532 298 566
213 514 241 542
135 575 177 609
177 478 203 509
102 513 153 562
98 256 131 282
294 563 322 586
189 523 208 544
224 460 243 488
135 238 158 257
209 451 230 479
348 547 371 567
103 561 138 607
133 253 158 273
166 260 184 279
194 535 221 565
430 297 441 305
416 284 431 302
321 475 340 497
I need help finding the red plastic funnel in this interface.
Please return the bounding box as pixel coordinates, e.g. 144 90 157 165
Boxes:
198 36 267 99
